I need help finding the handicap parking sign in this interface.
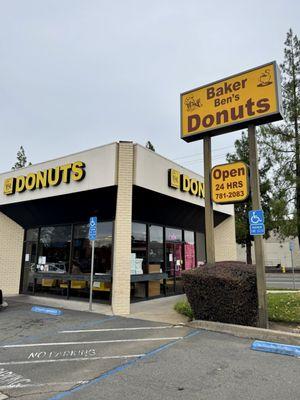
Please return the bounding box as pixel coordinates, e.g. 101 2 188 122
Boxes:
249 210 265 236
89 216 97 241
249 210 264 224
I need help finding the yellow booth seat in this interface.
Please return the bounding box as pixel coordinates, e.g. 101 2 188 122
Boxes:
71 280 87 289
42 279 57 287
59 280 87 289
93 282 111 292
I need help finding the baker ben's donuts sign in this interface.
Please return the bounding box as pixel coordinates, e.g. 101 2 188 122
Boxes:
181 62 283 141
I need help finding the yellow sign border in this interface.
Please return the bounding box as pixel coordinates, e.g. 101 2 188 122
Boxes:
211 161 250 204
181 61 283 142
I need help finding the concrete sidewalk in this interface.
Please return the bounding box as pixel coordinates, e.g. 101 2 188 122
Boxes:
5 294 187 325
129 294 188 325
5 294 113 315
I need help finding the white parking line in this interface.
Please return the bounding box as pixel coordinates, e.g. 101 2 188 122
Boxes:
0 381 88 390
0 354 145 366
59 325 184 334
1 336 184 349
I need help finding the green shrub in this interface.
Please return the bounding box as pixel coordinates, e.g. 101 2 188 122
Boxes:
182 261 258 326
174 299 193 319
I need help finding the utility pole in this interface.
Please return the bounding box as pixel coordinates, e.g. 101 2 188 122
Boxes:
204 136 215 264
248 125 269 328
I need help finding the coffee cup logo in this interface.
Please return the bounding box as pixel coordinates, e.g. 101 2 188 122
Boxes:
257 69 272 87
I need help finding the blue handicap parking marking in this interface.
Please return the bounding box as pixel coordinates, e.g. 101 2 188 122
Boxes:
251 340 300 358
31 306 63 316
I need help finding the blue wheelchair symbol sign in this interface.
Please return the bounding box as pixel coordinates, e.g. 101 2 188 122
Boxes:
89 216 97 241
249 210 264 224
249 210 265 236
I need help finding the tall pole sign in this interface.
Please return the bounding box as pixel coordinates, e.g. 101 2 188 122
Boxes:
248 127 268 327
204 137 215 263
181 61 283 328
89 216 97 311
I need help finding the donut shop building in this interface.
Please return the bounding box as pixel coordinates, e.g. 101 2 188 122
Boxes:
0 142 236 315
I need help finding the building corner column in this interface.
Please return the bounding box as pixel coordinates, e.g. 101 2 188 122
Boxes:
111 142 134 315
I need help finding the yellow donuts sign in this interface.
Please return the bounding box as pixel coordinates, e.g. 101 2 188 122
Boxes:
181 62 283 141
3 161 86 195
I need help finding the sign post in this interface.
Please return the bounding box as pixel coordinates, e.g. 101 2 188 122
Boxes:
181 61 283 328
289 241 296 290
89 216 97 312
248 126 268 328
204 137 215 263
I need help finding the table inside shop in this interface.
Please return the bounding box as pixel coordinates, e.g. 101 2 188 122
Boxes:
31 272 168 301
32 273 112 300
131 273 168 298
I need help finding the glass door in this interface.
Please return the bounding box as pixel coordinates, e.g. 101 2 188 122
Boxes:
165 242 184 294
22 229 39 293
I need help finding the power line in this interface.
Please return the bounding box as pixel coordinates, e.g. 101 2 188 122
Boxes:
172 144 234 161
177 152 231 166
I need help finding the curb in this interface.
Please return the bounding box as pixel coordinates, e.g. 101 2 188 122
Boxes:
187 320 300 345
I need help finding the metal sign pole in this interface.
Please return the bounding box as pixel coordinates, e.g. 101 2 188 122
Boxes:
203 136 215 264
290 247 296 290
89 240 95 311
248 125 268 328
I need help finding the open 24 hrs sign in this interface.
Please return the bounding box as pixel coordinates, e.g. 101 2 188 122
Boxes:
211 161 250 204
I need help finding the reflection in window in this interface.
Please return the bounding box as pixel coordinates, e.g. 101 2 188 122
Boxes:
165 227 182 242
38 225 72 273
149 225 163 263
22 239 38 293
131 223 147 273
72 221 113 274
26 228 39 242
184 230 195 270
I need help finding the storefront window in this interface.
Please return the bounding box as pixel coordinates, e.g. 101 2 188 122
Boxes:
38 225 71 273
131 222 147 274
149 225 163 263
184 230 196 270
72 221 113 274
26 228 39 242
195 232 206 263
165 227 182 242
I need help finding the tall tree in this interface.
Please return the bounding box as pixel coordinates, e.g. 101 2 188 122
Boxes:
227 132 274 264
12 146 31 170
259 28 300 242
145 141 155 151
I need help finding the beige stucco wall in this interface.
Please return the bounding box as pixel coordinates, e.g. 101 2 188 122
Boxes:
0 212 24 295
214 215 237 261
237 233 300 269
111 142 134 315
134 144 234 217
0 143 117 206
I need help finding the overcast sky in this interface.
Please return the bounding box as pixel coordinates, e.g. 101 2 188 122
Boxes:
0 0 299 175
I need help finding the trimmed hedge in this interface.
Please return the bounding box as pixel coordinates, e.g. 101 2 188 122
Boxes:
182 261 258 326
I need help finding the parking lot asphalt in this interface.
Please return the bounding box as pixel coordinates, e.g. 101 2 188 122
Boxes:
0 299 299 400
0 299 192 399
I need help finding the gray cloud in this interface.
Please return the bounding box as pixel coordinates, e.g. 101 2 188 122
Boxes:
0 0 298 174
